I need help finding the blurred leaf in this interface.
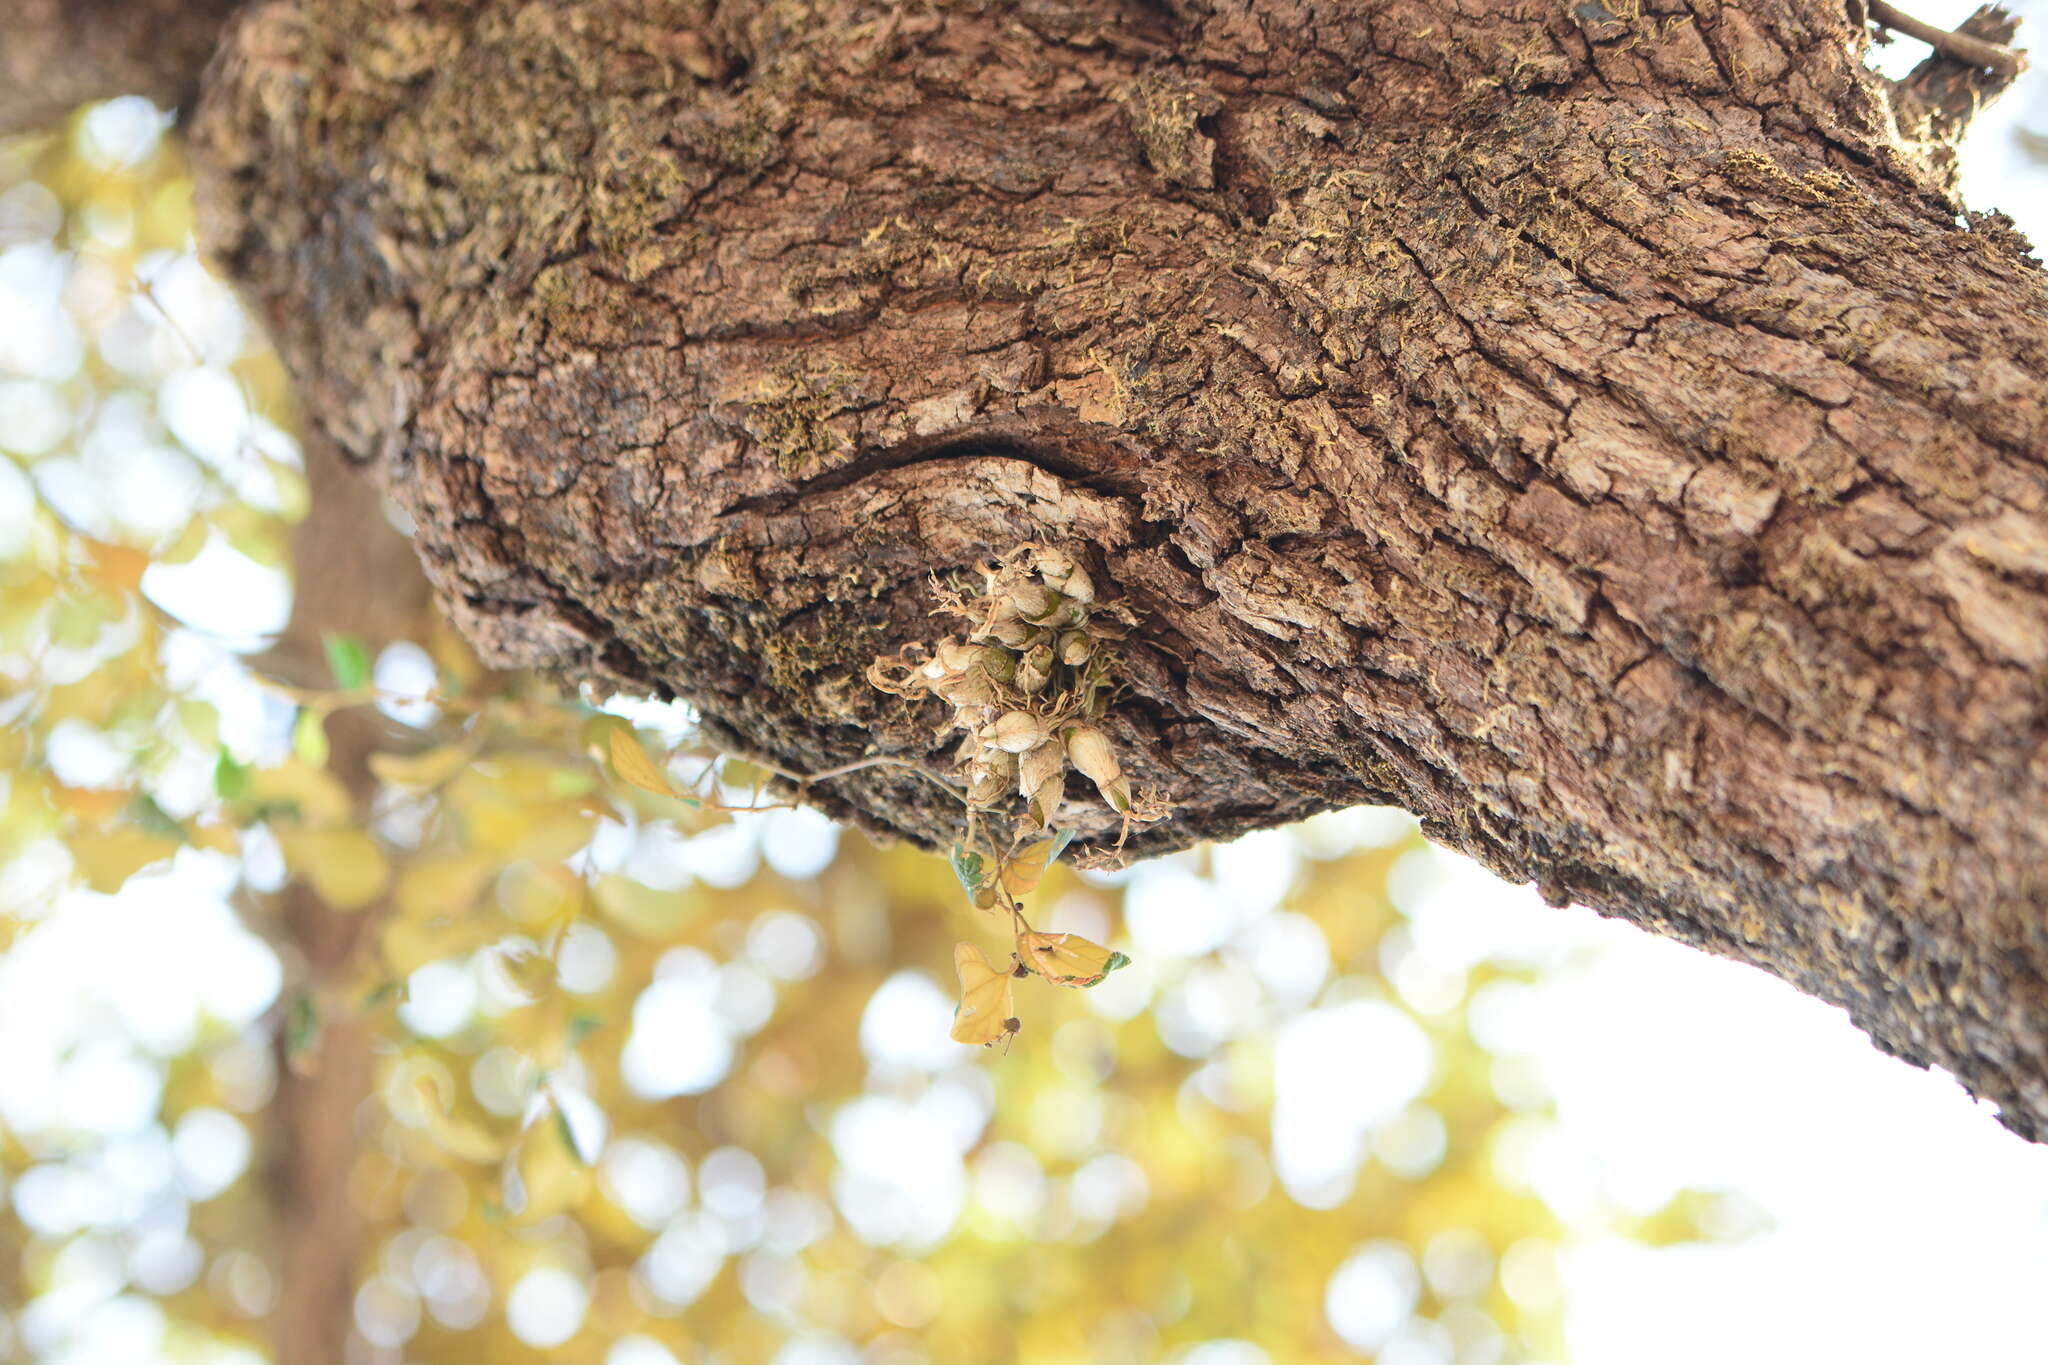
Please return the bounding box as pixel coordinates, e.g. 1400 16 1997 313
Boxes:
126 793 186 842
154 518 209 565
592 873 693 938
368 742 474 792
240 759 352 826
513 1113 591 1221
553 1106 589 1165
414 1076 508 1164
52 784 128 825
394 851 496 920
292 708 330 767
583 714 681 798
322 632 372 691
82 537 149 593
285 994 321 1074
66 825 178 893
213 749 250 800
278 827 391 909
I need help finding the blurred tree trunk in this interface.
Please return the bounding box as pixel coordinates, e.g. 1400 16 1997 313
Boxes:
15 2 2048 1139
0 0 240 132
257 436 434 1365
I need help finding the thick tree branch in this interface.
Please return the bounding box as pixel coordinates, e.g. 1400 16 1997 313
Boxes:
186 0 2048 1140
0 0 241 136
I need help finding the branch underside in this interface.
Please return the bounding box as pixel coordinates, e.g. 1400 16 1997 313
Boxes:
189 1 2048 1137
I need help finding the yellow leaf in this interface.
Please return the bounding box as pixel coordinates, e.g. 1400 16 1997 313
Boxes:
951 942 1020 1048
292 709 330 767
278 828 391 910
381 912 501 976
499 943 558 999
53 785 129 826
394 851 496 920
154 518 209 565
1000 838 1064 898
513 1115 592 1224
427 616 485 697
81 537 150 593
1016 930 1131 989
498 862 581 931
412 1076 508 1164
368 743 475 792
584 716 680 797
593 874 694 939
242 760 352 827
68 826 179 893
527 812 598 863
186 820 240 855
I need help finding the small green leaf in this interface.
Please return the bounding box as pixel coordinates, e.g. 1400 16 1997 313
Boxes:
126 793 186 842
214 749 250 800
292 709 330 767
949 843 985 895
322 632 373 691
1047 826 1077 865
285 995 320 1068
554 1108 589 1165
1078 952 1131 987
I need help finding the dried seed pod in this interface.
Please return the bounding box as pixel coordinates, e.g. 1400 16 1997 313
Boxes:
1064 724 1120 785
934 669 1000 709
1016 643 1054 695
975 646 1018 683
1027 545 1076 579
967 762 1010 805
1027 546 1094 602
1049 563 1094 605
986 615 1038 648
1042 599 1089 631
1065 723 1132 812
1056 631 1093 666
933 639 979 673
1008 578 1057 620
1018 737 1064 798
1024 770 1063 829
983 710 1050 753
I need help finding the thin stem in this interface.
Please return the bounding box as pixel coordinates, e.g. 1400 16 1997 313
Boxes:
1870 0 2028 79
754 753 968 804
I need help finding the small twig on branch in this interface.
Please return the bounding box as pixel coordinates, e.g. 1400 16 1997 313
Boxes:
756 753 968 805
1870 1 2028 79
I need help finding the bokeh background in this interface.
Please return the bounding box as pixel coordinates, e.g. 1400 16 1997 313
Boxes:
4 6 2048 1362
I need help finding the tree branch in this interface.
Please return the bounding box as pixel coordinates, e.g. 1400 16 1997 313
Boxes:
258 433 436 1365
1871 0 2028 79
188 0 2048 1142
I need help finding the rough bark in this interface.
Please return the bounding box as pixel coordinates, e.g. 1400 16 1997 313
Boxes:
259 435 436 1365
0 0 242 135
184 1 2048 1139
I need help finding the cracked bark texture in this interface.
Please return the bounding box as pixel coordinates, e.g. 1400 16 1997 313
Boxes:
183 0 2048 1136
